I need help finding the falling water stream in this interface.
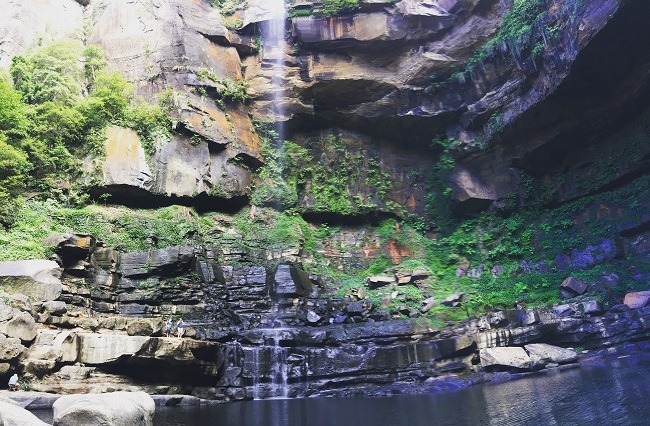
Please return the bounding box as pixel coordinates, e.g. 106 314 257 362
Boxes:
261 0 287 142
253 0 290 400
248 328 291 400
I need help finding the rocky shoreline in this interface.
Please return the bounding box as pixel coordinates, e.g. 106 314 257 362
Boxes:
1 340 648 411
0 234 649 403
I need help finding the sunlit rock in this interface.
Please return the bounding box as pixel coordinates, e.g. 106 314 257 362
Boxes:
0 400 49 426
0 260 62 302
53 391 155 426
524 343 578 365
479 347 532 370
561 277 589 297
623 291 650 309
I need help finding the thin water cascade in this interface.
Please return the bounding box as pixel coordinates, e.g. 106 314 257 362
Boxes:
247 328 292 400
250 1 290 399
268 329 290 399
261 0 288 143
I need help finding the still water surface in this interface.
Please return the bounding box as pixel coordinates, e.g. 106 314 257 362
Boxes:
155 354 650 426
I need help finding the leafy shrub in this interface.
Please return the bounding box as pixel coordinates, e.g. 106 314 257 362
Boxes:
315 0 360 17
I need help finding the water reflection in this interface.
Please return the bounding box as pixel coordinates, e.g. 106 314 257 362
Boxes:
155 354 649 425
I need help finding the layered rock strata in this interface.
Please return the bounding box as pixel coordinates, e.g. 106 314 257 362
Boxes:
0 235 648 401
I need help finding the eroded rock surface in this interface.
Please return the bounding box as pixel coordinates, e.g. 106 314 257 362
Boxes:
0 400 49 426
53 391 155 426
0 260 62 302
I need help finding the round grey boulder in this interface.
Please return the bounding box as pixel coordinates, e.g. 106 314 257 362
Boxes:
0 400 49 426
0 311 37 343
53 391 155 426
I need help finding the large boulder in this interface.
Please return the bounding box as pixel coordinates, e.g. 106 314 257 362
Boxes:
0 311 37 343
21 341 62 378
449 165 497 214
52 391 155 426
272 264 312 297
42 301 67 316
623 291 650 309
524 343 578 365
0 333 26 361
126 319 155 336
70 333 222 374
560 277 589 297
441 293 463 307
0 395 19 406
0 302 14 322
479 347 532 370
76 334 150 365
100 126 153 191
0 400 49 426
44 234 96 271
0 260 62 302
366 275 396 288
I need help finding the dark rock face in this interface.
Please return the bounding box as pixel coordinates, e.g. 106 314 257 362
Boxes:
2 238 649 401
461 0 650 210
560 277 589 297
272 265 313 298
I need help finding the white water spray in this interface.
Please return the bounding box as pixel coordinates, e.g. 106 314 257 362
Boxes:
249 1 291 400
262 0 287 142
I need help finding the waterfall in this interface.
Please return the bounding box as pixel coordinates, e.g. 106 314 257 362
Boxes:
246 1 291 400
269 329 290 399
248 328 291 399
261 0 287 143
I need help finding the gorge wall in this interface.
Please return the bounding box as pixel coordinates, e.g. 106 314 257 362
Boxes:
0 0 649 401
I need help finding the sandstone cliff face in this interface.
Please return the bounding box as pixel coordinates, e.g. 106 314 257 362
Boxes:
1 0 646 221
84 0 261 203
0 0 83 69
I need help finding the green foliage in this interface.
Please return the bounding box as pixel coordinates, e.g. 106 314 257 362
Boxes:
10 40 85 105
80 71 134 125
250 122 395 216
490 0 547 55
249 121 300 208
196 69 249 106
0 76 29 138
0 200 200 260
223 207 314 251
0 136 30 223
305 134 393 216
421 136 456 232
289 8 313 18
315 0 360 17
210 0 248 17
0 40 172 224
82 45 108 86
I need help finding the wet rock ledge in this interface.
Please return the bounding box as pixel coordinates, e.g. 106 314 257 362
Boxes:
0 234 648 401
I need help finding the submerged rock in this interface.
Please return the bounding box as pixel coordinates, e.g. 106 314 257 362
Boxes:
53 391 155 426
